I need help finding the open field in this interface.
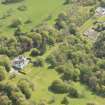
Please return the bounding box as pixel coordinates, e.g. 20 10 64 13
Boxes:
0 0 65 36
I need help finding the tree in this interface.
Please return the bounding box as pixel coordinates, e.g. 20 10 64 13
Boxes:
2 0 24 4
10 91 29 105
19 36 33 52
0 66 7 81
93 32 105 58
61 97 69 105
89 8 95 16
99 0 105 7
97 59 105 69
9 19 21 28
0 94 12 105
30 48 40 57
0 55 11 72
57 63 77 81
33 57 44 67
28 32 42 48
69 23 77 35
50 79 69 93
17 79 32 99
46 55 57 68
88 76 97 90
79 64 93 83
68 87 80 98
73 68 80 81
64 0 73 5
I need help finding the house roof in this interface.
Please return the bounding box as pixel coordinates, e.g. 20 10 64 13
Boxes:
95 7 105 16
12 55 29 69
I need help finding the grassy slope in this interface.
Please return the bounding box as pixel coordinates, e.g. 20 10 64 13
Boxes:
0 0 64 36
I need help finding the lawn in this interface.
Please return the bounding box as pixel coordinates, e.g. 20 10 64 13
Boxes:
0 0 65 36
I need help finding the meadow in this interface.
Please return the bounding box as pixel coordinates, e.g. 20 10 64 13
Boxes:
0 0 64 36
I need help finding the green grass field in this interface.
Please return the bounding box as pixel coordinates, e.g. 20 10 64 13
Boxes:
0 0 65 36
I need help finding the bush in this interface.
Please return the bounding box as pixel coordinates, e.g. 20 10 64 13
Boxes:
0 94 12 105
0 66 7 81
17 79 32 99
93 32 105 58
64 0 73 5
9 19 21 28
61 97 69 105
50 80 69 93
30 48 40 57
2 0 24 4
68 87 82 98
0 55 11 72
99 0 105 7
17 5 27 11
24 19 32 24
46 55 57 68
33 57 44 67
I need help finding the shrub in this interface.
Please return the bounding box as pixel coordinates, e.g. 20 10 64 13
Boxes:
24 19 32 24
17 5 27 11
0 94 12 105
64 0 73 5
0 55 11 72
9 19 21 28
68 87 82 98
46 55 57 68
50 80 69 93
30 48 40 57
99 0 105 7
61 97 69 105
0 66 7 81
93 32 105 58
17 80 32 99
2 0 24 4
33 57 44 67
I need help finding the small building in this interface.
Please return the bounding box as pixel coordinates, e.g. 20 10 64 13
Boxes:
95 7 105 16
12 55 29 70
